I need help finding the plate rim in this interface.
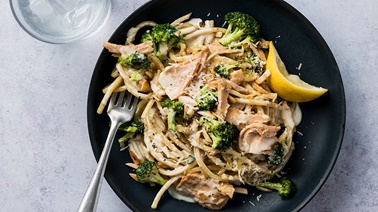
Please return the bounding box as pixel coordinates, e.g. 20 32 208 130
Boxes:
87 0 346 211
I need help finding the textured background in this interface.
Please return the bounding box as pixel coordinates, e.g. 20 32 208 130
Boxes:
1 0 377 211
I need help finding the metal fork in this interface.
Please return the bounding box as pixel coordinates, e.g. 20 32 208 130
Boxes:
78 91 138 212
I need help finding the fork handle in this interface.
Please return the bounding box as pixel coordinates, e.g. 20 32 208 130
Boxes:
78 121 121 212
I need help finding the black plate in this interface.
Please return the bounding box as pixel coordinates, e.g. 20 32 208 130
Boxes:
87 0 345 211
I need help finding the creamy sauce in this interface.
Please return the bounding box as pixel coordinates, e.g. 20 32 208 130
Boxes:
281 103 302 129
282 106 295 129
187 18 203 27
168 187 196 203
293 103 302 126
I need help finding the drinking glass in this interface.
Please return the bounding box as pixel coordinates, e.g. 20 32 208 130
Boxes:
10 0 111 44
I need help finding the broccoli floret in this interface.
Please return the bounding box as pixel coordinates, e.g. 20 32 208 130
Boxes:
219 12 260 46
118 120 144 148
130 71 143 82
199 116 239 150
151 24 183 45
268 142 284 165
135 160 167 186
141 23 184 59
118 52 150 70
141 30 153 43
214 63 237 79
161 98 184 133
242 54 265 73
228 35 254 48
257 177 296 198
195 87 218 111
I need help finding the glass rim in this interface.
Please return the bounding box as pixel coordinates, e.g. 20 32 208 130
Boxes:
9 0 112 44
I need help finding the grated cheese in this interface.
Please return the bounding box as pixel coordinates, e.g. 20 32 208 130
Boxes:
256 194 262 201
296 63 303 70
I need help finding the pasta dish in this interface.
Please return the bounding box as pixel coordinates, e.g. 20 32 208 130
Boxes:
97 12 301 210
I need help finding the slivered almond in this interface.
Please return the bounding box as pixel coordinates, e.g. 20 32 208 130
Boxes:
129 173 139 182
129 150 140 165
234 187 248 195
125 162 138 169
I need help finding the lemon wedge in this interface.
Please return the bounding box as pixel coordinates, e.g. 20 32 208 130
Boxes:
266 41 328 102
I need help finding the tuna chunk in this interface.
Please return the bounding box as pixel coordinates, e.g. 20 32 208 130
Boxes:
238 123 280 154
158 49 209 100
158 60 200 100
208 42 243 55
225 107 270 129
102 41 154 55
230 69 244 85
215 78 230 119
175 173 235 210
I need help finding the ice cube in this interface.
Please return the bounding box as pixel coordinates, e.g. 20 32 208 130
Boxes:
29 0 54 16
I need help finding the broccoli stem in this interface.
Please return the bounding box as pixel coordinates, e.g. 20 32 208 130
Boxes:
166 108 177 132
118 132 135 144
220 29 245 46
257 177 296 198
135 160 167 186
